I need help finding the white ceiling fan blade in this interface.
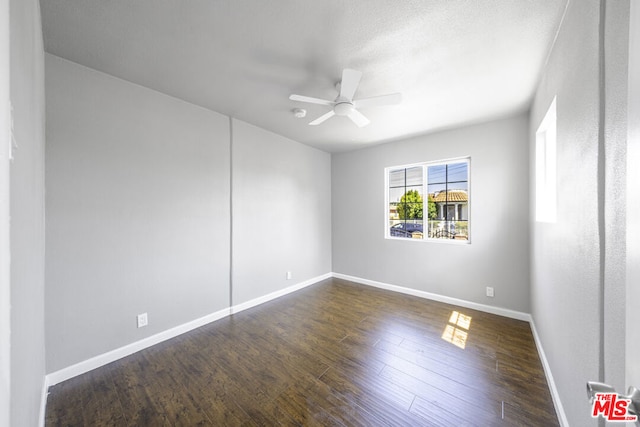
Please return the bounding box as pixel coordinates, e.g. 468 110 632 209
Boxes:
354 93 402 109
347 109 370 127
289 94 335 106
309 110 336 126
339 69 362 101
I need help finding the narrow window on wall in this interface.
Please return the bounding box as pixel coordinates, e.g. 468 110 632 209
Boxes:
427 161 469 240
388 166 424 239
386 158 470 242
535 97 557 223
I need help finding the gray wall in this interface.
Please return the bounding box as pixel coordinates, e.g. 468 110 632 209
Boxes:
332 113 530 313
529 0 630 424
231 119 331 305
9 0 47 425
602 0 629 397
627 0 640 391
45 55 231 372
0 0 10 422
44 55 333 374
529 3 599 424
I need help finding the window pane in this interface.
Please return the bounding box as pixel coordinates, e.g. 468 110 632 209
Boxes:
395 185 424 200
389 187 407 204
396 189 423 220
447 162 468 183
427 164 446 184
405 166 423 187
425 161 469 241
449 180 468 192
389 218 424 239
402 202 423 220
389 206 399 224
388 169 405 188
428 183 446 195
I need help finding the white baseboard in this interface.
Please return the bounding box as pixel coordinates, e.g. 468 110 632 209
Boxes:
332 272 568 426
529 318 569 427
230 272 332 314
45 307 231 387
45 272 331 388
332 272 530 321
38 376 50 427
42 271 567 427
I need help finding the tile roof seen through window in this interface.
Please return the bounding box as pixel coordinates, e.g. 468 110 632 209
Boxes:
431 190 468 202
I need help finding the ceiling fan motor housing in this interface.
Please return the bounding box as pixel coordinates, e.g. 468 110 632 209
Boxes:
334 102 354 116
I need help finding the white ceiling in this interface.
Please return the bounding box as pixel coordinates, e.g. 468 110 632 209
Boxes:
40 0 567 153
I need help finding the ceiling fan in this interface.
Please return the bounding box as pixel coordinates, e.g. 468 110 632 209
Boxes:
289 69 401 127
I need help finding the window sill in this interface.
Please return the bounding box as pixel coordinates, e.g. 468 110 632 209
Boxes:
385 236 471 245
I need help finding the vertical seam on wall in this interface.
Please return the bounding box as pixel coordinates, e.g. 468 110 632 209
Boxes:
229 116 234 309
598 0 607 388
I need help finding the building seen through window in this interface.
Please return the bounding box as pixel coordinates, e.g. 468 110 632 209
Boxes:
387 159 469 241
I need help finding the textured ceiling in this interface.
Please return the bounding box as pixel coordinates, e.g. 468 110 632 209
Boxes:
40 0 567 152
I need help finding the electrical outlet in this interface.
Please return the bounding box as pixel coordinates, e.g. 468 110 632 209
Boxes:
137 313 148 328
486 287 495 298
286 271 292 280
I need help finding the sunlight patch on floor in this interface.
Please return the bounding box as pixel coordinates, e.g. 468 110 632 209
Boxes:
442 311 472 349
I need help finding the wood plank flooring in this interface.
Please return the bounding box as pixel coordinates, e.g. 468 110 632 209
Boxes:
46 278 559 426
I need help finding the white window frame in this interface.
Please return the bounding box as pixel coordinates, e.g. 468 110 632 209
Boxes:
384 156 471 244
535 97 557 223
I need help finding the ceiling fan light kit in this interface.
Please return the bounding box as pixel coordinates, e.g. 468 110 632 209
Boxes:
333 102 354 116
289 68 401 128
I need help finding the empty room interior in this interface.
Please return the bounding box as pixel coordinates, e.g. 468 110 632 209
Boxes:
3 0 640 426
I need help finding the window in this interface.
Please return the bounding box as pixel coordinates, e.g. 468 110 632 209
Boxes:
535 97 557 223
386 158 470 242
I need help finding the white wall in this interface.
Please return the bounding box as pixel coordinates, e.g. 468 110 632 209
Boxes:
332 113 530 313
529 0 630 424
45 55 231 372
231 119 332 305
9 0 47 425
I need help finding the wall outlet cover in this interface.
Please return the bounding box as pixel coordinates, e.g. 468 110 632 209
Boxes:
137 313 148 328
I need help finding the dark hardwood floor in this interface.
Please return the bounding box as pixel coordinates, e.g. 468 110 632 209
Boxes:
46 278 559 426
